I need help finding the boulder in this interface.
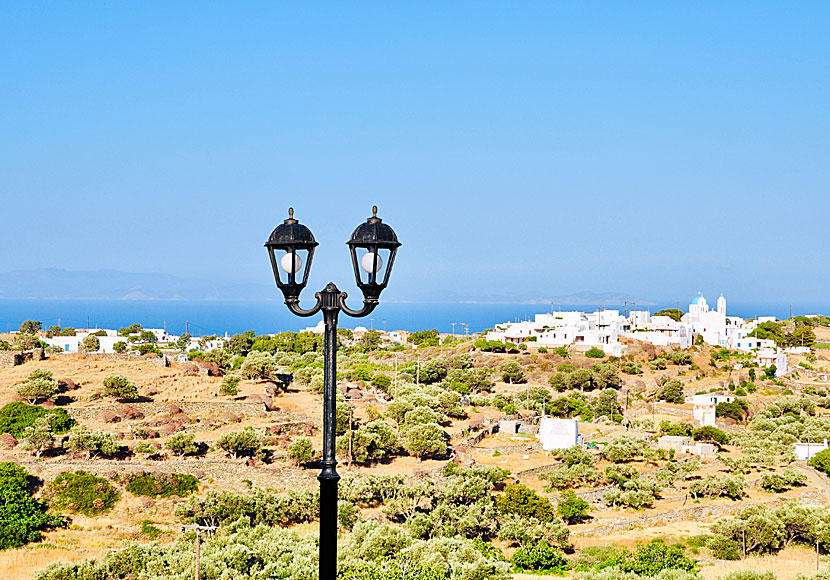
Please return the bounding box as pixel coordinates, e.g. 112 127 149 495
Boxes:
117 405 144 420
166 404 182 415
0 433 17 448
195 361 222 376
101 409 120 423
41 401 57 410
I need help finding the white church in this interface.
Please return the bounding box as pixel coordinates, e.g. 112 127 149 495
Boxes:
681 293 742 347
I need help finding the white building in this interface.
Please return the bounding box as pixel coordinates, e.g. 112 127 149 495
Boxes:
538 417 583 451
757 348 789 376
794 440 829 461
43 330 126 354
486 311 624 357
681 293 736 347
686 393 736 406
694 404 716 427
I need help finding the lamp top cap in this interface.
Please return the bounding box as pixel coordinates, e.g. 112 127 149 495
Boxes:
348 205 401 248
265 207 318 248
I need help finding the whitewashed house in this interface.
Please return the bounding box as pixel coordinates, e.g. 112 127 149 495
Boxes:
794 440 829 461
538 417 583 451
43 330 126 354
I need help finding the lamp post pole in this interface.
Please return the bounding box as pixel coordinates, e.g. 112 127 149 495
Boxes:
265 207 400 580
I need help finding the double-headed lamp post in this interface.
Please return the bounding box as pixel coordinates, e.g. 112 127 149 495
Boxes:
265 206 401 580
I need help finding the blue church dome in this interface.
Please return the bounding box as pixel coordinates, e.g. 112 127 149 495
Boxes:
691 294 705 304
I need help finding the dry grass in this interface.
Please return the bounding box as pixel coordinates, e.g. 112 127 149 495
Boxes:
698 546 821 580
0 546 104 580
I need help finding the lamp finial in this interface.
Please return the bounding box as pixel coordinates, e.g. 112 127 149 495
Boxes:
284 207 298 225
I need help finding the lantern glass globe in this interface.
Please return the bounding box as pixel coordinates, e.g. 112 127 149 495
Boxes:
360 252 383 273
280 252 303 274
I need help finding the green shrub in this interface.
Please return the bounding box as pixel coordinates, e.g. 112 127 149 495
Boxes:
557 490 589 524
0 402 74 438
809 449 830 475
125 472 198 498
512 541 568 571
692 426 729 446
217 428 262 459
219 375 241 396
617 540 696 575
48 471 119 516
102 375 138 400
708 535 742 560
0 462 65 549
585 347 605 359
496 484 555 522
288 437 315 466
760 469 806 493
139 520 162 539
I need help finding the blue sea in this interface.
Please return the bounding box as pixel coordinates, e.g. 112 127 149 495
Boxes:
0 299 826 337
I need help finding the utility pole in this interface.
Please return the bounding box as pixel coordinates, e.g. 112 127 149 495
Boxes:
394 354 398 398
181 525 217 580
416 356 421 385
347 403 354 471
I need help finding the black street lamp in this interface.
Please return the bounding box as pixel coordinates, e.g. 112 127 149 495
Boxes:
265 206 401 580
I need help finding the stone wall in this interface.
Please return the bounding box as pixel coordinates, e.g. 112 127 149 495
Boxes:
0 348 44 368
65 401 282 424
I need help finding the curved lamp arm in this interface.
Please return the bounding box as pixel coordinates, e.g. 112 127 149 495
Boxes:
338 293 378 318
285 294 323 318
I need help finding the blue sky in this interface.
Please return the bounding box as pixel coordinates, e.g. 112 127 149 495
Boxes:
1 3 829 305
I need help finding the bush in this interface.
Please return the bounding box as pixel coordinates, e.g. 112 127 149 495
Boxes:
102 375 138 400
288 437 315 466
400 422 447 459
163 432 199 458
621 361 643 375
0 462 65 549
499 361 526 384
496 484 556 522
689 475 745 500
691 426 729 446
219 375 241 396
585 347 605 359
370 374 392 392
217 429 262 459
617 540 696 575
176 489 319 528
600 436 656 463
48 471 119 516
240 351 277 380
0 402 74 438
809 449 830 475
657 379 685 404
557 490 589 524
708 535 742 560
717 399 749 422
760 469 806 493
80 335 100 353
512 541 568 571
65 426 123 458
16 369 58 404
125 472 198 498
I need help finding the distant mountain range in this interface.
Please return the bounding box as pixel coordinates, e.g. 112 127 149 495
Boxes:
0 269 658 306
0 269 275 301
523 291 658 307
